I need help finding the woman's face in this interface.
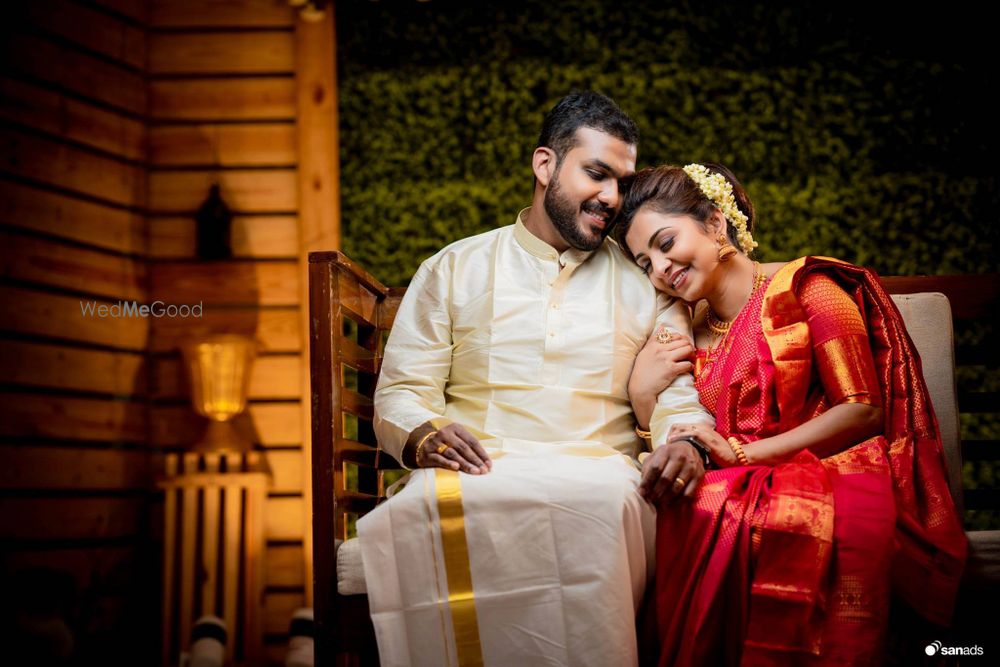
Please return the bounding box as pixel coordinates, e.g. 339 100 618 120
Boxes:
624 207 721 301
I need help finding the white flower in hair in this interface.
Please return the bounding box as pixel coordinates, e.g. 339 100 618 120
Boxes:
682 164 758 254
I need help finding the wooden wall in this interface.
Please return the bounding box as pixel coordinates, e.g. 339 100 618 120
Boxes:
145 1 309 663
1 1 334 664
0 0 156 661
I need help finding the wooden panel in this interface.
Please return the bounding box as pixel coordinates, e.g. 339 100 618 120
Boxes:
150 78 295 121
265 449 302 494
0 392 146 442
150 0 295 28
1 32 145 115
149 306 299 353
0 444 152 490
0 340 146 395
0 229 146 301
0 179 145 254
149 32 294 75
92 0 148 24
153 353 301 400
1 127 144 207
0 497 144 540
151 402 302 447
0 285 149 350
23 0 145 70
150 260 299 306
265 544 305 588
2 546 137 596
264 590 305 636
148 169 296 213
265 496 305 542
148 123 296 167
0 76 145 161
148 215 298 258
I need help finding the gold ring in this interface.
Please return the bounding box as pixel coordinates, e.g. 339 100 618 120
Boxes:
657 330 678 344
673 477 686 489
436 444 450 455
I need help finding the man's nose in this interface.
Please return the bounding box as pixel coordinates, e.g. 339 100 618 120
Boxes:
597 180 620 209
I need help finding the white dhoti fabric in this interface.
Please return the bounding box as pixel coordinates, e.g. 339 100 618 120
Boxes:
358 441 656 667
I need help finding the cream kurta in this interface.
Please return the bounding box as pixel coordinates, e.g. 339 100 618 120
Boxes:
361 212 712 667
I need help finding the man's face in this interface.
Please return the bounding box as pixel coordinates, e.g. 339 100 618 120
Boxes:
544 127 637 251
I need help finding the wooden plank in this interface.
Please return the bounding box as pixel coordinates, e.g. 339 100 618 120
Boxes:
23 0 145 70
0 178 145 254
201 456 222 616
265 449 302 494
148 123 296 167
264 590 305 636
148 215 298 259
1 32 145 115
0 340 146 395
265 543 305 588
0 285 149 350
0 392 146 442
162 455 179 667
337 271 379 325
2 545 136 594
0 444 152 490
149 306 299 353
153 353 301 400
0 76 145 161
148 169 296 214
245 466 267 663
91 0 148 24
0 127 144 207
150 260 299 306
0 497 144 540
265 496 304 541
296 8 340 612
150 78 295 121
151 402 302 447
150 0 295 28
222 461 243 660
0 229 146 301
149 31 294 75
178 456 199 653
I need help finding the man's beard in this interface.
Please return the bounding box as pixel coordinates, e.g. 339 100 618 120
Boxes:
544 166 613 252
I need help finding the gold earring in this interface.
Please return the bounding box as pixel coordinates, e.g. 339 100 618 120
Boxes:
717 233 737 262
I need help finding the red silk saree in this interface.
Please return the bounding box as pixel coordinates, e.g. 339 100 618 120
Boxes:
653 257 966 666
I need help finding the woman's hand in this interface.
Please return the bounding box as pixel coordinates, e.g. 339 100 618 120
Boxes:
628 328 696 427
667 423 740 468
410 423 492 474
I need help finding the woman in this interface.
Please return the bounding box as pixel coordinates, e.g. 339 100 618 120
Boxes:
617 163 967 665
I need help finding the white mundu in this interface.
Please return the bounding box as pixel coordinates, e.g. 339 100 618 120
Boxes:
360 211 711 667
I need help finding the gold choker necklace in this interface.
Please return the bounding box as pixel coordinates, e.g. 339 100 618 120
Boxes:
706 262 764 335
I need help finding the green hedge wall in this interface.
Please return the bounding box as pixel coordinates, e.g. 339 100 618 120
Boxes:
336 0 999 524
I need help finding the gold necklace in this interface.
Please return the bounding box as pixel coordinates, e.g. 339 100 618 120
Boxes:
706 262 764 335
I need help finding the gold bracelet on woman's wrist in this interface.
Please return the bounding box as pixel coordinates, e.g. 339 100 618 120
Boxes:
727 437 750 466
414 430 438 465
635 425 652 446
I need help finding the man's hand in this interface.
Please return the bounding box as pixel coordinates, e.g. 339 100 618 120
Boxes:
637 439 706 504
408 422 492 474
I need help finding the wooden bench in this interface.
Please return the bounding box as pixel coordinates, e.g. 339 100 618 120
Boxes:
309 251 1000 666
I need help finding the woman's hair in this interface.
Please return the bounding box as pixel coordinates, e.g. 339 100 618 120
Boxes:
613 163 756 263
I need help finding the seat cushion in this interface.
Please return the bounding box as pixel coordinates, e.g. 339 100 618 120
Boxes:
336 537 367 595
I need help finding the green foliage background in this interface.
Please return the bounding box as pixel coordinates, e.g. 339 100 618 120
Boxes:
336 0 998 525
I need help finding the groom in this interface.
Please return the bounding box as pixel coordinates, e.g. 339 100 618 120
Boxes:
362 91 711 666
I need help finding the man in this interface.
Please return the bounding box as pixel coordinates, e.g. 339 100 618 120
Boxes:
360 92 711 666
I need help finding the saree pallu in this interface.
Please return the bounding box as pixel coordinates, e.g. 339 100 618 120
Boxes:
359 439 656 667
654 257 966 666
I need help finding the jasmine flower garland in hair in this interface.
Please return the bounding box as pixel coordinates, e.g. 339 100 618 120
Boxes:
682 163 758 254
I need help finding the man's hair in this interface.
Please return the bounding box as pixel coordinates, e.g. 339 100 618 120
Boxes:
536 91 639 160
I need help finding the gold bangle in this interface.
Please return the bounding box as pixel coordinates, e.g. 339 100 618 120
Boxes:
635 425 652 442
414 430 438 464
727 437 750 466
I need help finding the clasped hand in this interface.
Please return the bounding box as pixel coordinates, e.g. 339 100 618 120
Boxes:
638 423 740 503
